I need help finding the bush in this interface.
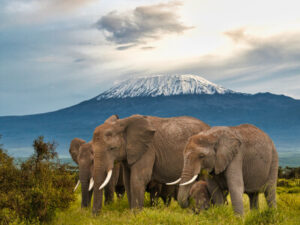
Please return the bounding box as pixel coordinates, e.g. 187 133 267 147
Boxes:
0 136 76 224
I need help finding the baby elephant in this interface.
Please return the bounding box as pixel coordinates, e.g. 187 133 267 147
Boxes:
190 181 210 213
190 180 228 213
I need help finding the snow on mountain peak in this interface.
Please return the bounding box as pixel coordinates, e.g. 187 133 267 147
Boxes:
96 74 234 100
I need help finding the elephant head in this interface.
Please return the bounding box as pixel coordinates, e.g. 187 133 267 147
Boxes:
91 114 155 214
69 138 94 208
176 127 241 208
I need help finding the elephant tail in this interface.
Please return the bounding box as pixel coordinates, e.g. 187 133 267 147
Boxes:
268 145 279 185
263 144 278 208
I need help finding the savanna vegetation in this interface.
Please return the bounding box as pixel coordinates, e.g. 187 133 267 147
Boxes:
53 190 300 225
0 136 76 224
1 136 300 224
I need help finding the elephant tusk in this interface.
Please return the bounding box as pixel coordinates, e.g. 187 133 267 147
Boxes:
99 170 113 190
166 178 181 185
180 175 198 186
89 177 94 191
74 180 80 192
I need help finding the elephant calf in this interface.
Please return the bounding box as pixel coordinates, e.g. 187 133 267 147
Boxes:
190 180 228 213
175 124 279 215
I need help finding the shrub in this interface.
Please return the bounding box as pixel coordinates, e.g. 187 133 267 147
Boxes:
0 136 76 224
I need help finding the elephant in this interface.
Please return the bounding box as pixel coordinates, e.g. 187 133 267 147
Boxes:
190 180 210 213
146 181 178 206
91 114 210 214
190 180 228 213
174 124 278 215
69 138 125 208
69 138 94 208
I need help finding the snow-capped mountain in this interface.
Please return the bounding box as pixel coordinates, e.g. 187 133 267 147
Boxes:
1 74 300 166
97 74 234 100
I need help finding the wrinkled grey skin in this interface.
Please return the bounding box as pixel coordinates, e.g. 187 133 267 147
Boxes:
147 181 178 206
91 114 209 214
69 138 124 208
177 124 278 215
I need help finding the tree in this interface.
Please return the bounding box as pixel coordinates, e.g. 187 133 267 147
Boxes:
0 136 76 224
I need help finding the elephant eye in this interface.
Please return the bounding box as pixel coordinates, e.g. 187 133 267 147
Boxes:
199 154 205 158
109 146 117 151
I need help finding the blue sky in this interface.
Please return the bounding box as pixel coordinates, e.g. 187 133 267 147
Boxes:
1 0 300 116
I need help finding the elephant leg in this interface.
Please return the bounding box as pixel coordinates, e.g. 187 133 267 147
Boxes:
225 156 244 215
130 150 155 209
206 178 225 205
264 184 277 208
248 192 259 210
122 162 132 208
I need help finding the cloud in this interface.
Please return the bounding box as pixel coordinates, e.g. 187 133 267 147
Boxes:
224 28 248 43
0 0 96 26
41 0 95 12
4 0 94 13
116 44 137 51
143 29 300 98
95 1 192 49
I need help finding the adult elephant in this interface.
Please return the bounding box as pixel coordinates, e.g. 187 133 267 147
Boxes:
69 138 124 208
91 114 209 214
173 124 278 215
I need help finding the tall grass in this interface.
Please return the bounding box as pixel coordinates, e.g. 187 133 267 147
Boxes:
53 190 300 225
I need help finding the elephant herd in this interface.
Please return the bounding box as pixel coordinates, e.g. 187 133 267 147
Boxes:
69 114 278 216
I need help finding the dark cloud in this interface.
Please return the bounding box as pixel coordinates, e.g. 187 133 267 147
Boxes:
95 1 192 49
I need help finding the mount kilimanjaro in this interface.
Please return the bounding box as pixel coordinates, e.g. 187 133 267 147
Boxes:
0 74 300 165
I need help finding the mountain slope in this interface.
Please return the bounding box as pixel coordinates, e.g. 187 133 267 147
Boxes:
0 75 299 166
97 74 234 100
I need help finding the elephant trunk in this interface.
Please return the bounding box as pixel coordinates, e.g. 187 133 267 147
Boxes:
92 151 114 215
79 170 91 208
80 180 90 208
177 157 201 209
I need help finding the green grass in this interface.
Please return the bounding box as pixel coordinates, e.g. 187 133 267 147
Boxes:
52 189 300 225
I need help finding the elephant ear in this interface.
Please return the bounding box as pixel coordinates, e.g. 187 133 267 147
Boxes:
214 130 241 174
119 115 155 165
69 138 86 164
105 114 119 124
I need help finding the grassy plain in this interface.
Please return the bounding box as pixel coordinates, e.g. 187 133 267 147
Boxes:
53 179 300 225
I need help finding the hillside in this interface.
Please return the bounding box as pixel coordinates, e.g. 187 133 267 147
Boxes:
0 75 299 166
